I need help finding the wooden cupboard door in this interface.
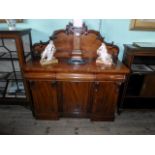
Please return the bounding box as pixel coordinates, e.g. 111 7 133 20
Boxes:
140 75 155 97
30 81 59 119
61 82 93 117
91 82 119 121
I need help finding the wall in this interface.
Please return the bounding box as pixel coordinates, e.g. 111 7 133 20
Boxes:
0 19 155 60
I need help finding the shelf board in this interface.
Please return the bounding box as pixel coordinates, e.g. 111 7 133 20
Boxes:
0 72 10 79
0 52 30 60
4 80 25 98
131 64 153 72
132 71 155 75
7 71 23 80
4 95 26 99
0 72 25 99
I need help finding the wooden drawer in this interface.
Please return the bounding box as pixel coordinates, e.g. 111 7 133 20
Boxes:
96 74 125 81
56 73 95 82
24 72 56 80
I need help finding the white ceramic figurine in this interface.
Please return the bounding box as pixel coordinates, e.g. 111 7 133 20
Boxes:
41 41 56 61
40 41 58 65
96 43 113 65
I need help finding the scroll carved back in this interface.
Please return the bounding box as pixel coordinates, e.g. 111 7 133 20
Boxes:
32 28 119 61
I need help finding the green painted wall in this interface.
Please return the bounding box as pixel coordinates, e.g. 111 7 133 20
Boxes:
0 19 155 59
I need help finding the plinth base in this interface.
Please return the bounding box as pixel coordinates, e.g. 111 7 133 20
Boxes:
40 58 58 66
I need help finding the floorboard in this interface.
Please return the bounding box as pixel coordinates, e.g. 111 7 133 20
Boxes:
0 105 155 135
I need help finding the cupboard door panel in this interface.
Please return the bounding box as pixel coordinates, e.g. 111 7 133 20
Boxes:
91 82 119 121
140 75 155 97
61 82 92 116
30 81 59 119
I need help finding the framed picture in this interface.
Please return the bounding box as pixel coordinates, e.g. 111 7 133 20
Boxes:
130 19 155 30
0 19 23 23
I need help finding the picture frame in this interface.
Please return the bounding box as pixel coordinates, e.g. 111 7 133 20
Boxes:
0 19 23 23
130 19 155 30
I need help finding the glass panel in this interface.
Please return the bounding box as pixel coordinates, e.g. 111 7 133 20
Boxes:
22 34 32 62
14 61 20 71
0 61 13 72
3 39 17 51
0 37 25 99
0 39 18 59
22 34 31 52
0 47 9 53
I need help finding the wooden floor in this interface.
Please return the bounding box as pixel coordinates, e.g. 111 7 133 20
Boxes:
0 105 155 135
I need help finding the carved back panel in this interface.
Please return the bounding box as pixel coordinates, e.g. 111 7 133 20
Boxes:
32 24 119 61
52 30 73 51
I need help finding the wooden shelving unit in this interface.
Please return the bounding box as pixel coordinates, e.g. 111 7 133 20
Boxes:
0 29 32 105
120 44 155 110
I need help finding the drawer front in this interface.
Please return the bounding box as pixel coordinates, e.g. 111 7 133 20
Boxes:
24 72 56 80
56 73 95 82
96 74 125 81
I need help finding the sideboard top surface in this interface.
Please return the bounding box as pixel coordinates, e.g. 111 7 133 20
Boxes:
23 59 129 74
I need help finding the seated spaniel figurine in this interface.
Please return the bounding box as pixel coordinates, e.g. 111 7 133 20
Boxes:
96 43 113 65
41 41 56 61
40 41 58 65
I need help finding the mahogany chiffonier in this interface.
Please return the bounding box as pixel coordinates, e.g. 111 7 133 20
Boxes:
21 23 129 121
